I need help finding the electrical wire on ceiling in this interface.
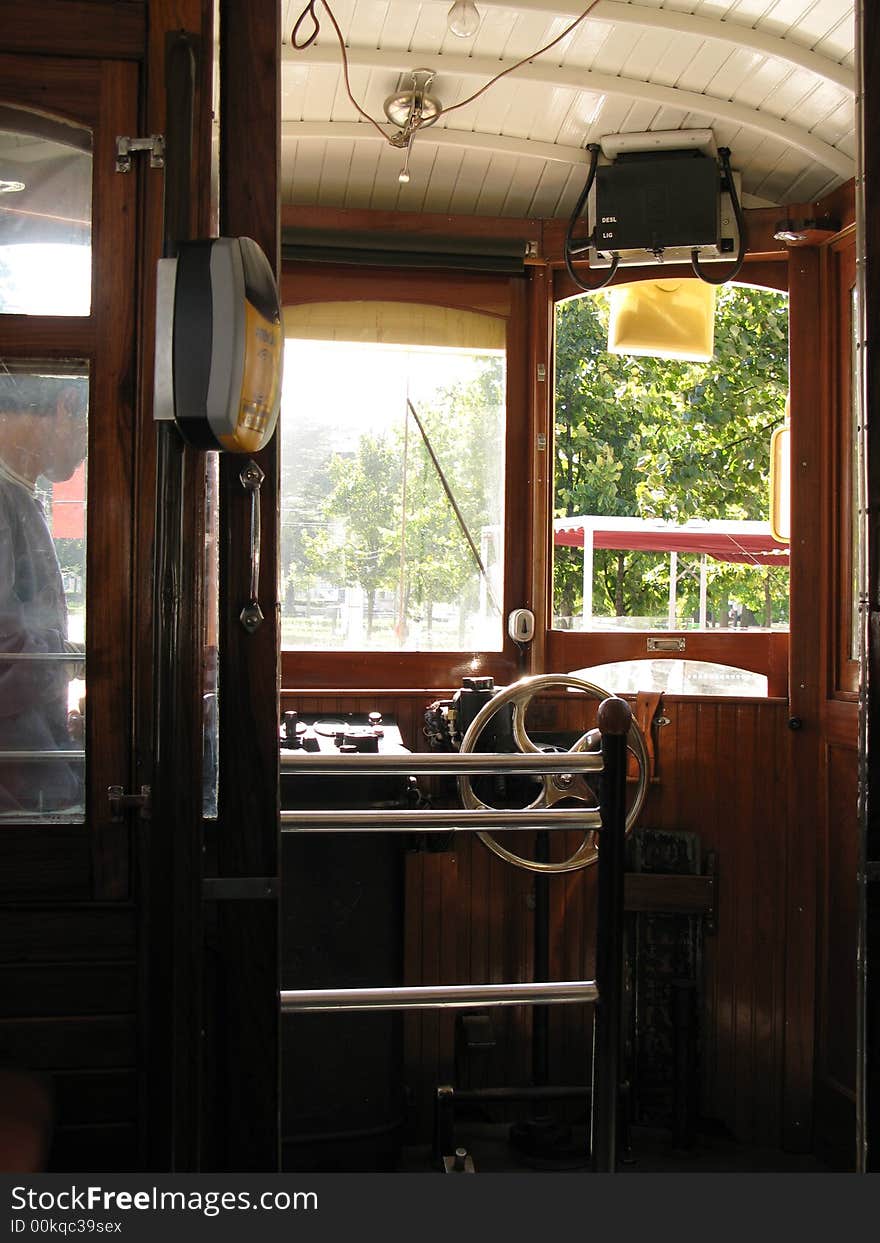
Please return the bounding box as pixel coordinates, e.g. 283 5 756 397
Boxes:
690 147 746 285
291 0 603 154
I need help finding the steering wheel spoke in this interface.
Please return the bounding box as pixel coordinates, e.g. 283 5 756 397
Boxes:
458 674 648 875
541 772 597 807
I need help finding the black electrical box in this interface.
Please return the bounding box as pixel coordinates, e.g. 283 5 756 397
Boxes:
593 152 720 254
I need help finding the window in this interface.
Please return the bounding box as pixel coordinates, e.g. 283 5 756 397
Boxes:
0 363 88 821
0 108 92 317
553 283 789 634
278 263 529 689
834 241 860 694
548 278 790 694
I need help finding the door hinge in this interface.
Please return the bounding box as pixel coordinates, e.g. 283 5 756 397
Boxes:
108 784 151 821
115 135 165 173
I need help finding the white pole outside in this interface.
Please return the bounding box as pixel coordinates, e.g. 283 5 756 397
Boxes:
582 523 594 628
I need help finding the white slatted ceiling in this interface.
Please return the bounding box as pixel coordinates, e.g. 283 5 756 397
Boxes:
279 0 854 219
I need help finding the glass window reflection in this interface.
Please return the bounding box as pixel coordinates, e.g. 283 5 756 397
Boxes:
0 109 92 317
0 365 87 820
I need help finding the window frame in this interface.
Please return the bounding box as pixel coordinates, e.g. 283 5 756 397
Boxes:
544 258 791 698
829 236 860 698
0 53 139 898
278 262 531 691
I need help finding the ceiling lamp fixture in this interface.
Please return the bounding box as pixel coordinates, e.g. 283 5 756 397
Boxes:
383 69 442 133
291 0 603 186
383 69 442 183
447 1 481 38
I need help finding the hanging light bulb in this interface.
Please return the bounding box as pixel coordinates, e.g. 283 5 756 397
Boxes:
447 1 481 38
398 139 413 184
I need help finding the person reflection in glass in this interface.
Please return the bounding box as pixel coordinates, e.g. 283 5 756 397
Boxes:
0 372 87 816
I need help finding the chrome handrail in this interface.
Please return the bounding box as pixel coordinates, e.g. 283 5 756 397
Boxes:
0 652 85 662
0 750 85 761
281 749 603 832
280 751 602 775
280 980 598 1013
282 807 600 833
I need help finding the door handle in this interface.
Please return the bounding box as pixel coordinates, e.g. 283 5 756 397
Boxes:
239 459 265 633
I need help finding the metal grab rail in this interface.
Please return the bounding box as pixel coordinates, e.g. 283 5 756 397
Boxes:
0 751 85 761
281 752 603 776
0 652 85 662
278 694 633 1172
280 981 598 1013
281 751 604 832
282 807 601 833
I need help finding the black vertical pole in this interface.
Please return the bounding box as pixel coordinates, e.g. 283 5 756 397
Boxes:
532 832 550 1091
145 32 205 1172
591 696 631 1173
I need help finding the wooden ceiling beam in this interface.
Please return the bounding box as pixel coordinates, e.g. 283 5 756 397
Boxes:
284 46 852 181
469 1 854 92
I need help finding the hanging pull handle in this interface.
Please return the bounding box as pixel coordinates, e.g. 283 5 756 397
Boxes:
240 460 265 633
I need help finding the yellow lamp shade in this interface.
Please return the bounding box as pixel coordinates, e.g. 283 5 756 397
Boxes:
607 278 717 362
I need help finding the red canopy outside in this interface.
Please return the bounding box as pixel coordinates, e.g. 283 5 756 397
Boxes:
553 516 789 568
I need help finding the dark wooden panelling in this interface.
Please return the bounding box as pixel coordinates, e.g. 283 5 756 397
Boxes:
0 964 135 1017
50 1123 137 1172
0 938 138 1165
785 245 826 1149
0 830 93 901
0 905 135 963
865 0 880 1176
644 698 789 1146
283 204 541 248
0 1 145 60
53 1070 137 1125
0 1016 135 1068
814 738 858 1167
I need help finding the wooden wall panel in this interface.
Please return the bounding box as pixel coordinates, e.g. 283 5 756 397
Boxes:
0 965 135 1018
50 1125 137 1172
277 688 793 1149
0 831 93 902
814 737 859 1167
0 905 135 962
0 904 137 1171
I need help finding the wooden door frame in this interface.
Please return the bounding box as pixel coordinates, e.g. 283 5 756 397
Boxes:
0 42 139 903
208 0 282 1173
859 0 880 1174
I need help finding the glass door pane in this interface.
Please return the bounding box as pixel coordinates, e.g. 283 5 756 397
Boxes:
0 107 92 316
0 362 88 820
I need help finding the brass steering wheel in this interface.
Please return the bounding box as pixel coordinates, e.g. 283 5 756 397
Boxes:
458 674 649 874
